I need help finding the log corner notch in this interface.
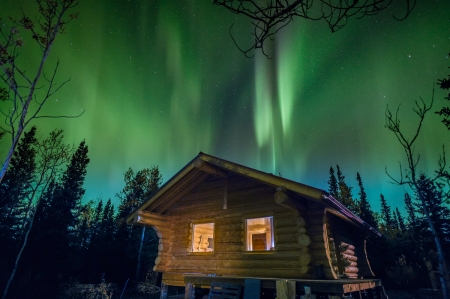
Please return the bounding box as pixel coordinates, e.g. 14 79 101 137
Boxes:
274 186 306 210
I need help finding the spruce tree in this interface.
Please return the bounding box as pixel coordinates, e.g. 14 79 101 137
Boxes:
356 172 377 228
404 193 417 225
380 194 393 228
0 126 37 240
328 166 339 200
24 141 89 298
114 166 162 284
336 165 358 214
395 208 406 231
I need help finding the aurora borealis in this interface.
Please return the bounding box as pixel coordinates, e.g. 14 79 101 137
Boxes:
1 0 450 213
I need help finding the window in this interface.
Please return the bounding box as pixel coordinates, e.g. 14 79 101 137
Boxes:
245 216 274 251
191 222 214 252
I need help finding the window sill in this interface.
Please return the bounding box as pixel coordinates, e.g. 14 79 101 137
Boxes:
189 252 214 255
243 250 276 255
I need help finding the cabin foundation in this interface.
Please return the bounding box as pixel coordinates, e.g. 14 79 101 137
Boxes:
161 274 385 299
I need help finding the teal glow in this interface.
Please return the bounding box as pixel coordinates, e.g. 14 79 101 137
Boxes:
1 0 449 214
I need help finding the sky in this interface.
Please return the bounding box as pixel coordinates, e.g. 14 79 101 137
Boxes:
1 0 450 214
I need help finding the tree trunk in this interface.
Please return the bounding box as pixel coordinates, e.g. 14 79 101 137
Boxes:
135 226 146 284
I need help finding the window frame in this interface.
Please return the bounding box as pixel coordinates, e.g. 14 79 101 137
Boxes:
189 220 215 254
244 216 275 252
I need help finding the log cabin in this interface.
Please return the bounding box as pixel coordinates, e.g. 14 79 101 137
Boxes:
126 153 383 298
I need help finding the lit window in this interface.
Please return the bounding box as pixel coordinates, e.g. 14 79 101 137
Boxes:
192 223 214 252
245 216 274 251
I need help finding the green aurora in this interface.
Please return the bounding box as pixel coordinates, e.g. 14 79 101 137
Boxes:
1 0 450 213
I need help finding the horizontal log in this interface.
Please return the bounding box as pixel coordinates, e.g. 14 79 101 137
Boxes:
342 254 358 262
169 258 311 269
310 234 325 243
274 209 300 218
345 266 359 274
275 242 308 251
341 249 355 256
298 234 311 247
274 216 306 228
274 191 307 211
275 233 300 244
275 226 304 235
340 243 356 251
163 266 313 278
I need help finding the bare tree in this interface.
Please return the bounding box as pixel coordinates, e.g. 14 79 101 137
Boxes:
213 0 416 57
385 90 449 299
0 0 82 185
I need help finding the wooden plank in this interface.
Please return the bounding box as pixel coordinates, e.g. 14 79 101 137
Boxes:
185 283 195 299
276 280 296 299
208 282 241 299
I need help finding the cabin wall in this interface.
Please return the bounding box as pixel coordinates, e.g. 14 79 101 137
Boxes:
153 175 316 285
141 174 373 286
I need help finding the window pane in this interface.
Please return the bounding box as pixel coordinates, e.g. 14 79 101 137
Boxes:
246 217 274 251
192 223 214 252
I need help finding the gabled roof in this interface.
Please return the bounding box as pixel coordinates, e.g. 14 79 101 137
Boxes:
126 152 380 236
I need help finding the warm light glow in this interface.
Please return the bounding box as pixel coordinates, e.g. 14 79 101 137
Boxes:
192 223 214 252
245 217 274 251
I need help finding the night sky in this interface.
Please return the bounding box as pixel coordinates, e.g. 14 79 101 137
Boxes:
2 0 450 213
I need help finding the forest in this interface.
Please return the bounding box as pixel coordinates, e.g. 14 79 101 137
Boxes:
1 0 450 298
0 122 449 299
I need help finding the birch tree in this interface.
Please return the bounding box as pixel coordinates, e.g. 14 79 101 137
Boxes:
0 0 81 185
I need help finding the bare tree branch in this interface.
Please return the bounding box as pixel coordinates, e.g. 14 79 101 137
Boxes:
0 0 81 186
384 87 449 299
213 0 415 57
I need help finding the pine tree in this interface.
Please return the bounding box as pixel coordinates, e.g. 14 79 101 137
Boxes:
380 194 393 228
328 166 339 200
404 193 417 225
0 126 37 240
336 165 358 214
415 174 450 253
23 141 89 298
392 210 399 230
114 166 162 284
395 208 406 231
356 172 378 228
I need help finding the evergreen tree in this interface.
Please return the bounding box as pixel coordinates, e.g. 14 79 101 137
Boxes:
404 193 417 225
436 58 450 129
415 174 450 255
336 165 358 214
395 208 406 231
356 172 378 228
0 127 37 240
114 166 162 284
392 210 399 230
327 166 339 200
23 141 89 298
380 194 393 228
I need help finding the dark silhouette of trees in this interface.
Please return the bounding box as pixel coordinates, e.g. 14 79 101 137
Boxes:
114 167 162 286
356 172 377 228
17 140 89 299
0 0 82 185
385 91 450 298
380 194 394 229
327 166 339 199
213 0 416 57
1 128 73 299
436 55 450 129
